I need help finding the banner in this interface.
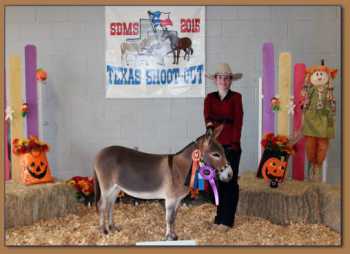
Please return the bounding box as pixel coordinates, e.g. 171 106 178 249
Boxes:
105 6 206 98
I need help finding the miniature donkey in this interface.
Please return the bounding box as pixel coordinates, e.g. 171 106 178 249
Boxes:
93 125 233 240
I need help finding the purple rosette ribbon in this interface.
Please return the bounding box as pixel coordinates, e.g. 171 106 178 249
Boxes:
199 164 219 206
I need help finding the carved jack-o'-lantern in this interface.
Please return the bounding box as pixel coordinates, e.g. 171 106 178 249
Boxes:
12 136 54 185
262 157 287 188
21 150 53 185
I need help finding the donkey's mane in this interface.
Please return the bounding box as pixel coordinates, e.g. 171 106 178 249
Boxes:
174 135 204 155
174 141 195 155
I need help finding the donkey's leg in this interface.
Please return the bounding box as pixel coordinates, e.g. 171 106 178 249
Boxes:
106 187 121 232
98 194 108 234
165 198 182 240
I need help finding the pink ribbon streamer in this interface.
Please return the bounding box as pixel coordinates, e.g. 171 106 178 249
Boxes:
199 165 219 206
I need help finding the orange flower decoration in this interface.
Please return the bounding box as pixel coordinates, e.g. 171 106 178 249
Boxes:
12 136 49 155
69 176 94 196
261 133 294 155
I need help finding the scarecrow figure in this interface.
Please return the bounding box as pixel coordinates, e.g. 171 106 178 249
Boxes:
301 63 337 182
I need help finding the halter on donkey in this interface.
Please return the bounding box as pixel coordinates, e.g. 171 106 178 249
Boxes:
93 125 233 240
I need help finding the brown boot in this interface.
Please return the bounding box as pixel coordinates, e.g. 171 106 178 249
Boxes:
307 162 314 182
312 166 322 182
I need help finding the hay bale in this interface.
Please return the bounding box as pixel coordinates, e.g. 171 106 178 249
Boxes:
5 171 340 235
237 172 340 232
5 180 80 229
318 184 341 232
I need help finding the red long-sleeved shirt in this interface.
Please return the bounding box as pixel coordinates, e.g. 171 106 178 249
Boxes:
204 90 243 150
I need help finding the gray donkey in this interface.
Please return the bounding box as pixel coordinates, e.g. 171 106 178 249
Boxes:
93 125 233 240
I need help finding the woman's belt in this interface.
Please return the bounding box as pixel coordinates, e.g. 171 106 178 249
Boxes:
212 117 234 124
223 143 241 150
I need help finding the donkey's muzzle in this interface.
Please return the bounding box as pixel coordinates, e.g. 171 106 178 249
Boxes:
218 164 233 182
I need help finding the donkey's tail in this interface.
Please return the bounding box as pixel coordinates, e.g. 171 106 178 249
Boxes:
93 169 101 213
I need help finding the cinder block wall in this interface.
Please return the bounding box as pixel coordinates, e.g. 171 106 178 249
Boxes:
5 6 341 184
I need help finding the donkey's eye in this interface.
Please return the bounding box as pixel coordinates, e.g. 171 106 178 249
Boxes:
211 153 221 158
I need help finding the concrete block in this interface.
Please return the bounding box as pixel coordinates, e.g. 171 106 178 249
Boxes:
5 6 37 24
207 6 237 20
20 23 52 41
236 6 272 20
36 6 70 23
206 20 222 37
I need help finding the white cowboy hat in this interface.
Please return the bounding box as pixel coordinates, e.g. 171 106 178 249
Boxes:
206 63 243 81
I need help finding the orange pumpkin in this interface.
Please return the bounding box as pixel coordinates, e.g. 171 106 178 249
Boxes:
20 149 53 185
261 157 287 184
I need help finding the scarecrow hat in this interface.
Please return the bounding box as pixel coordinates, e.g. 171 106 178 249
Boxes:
207 63 243 81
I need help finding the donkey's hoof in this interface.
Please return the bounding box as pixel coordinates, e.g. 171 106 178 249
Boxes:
109 224 122 232
101 228 109 235
165 233 178 241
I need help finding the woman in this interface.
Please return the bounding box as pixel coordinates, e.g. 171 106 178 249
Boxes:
204 63 243 230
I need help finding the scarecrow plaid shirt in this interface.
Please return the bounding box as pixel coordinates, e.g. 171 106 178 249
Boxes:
204 90 243 150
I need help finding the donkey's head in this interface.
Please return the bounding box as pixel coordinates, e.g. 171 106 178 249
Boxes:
198 125 233 182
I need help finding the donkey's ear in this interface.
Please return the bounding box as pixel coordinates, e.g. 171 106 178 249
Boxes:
205 127 213 138
213 124 224 139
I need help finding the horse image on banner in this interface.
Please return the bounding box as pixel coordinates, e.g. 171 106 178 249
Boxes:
161 29 193 65
120 35 162 66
